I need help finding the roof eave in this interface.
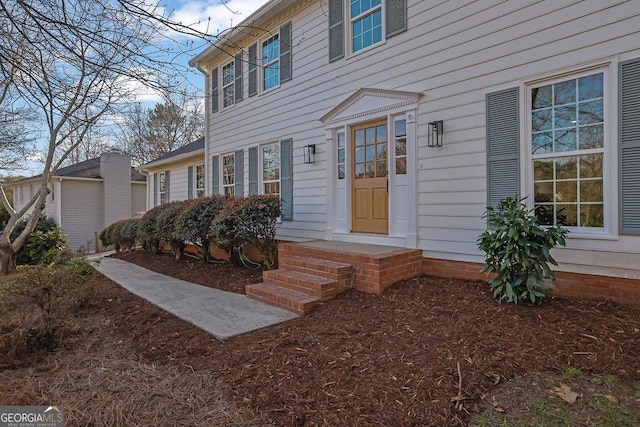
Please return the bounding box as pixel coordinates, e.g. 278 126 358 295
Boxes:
138 149 205 172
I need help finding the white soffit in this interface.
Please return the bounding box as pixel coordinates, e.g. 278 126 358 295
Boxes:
320 88 422 125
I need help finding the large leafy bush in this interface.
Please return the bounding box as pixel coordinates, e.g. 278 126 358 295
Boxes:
11 216 68 265
154 200 194 259
477 197 568 305
137 205 164 254
175 195 227 261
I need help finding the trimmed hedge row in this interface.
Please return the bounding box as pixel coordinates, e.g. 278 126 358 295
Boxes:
100 195 281 269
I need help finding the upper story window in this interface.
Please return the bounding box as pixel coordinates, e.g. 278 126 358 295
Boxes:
262 35 280 91
222 153 235 196
222 61 235 108
328 0 407 61
195 164 205 198
530 71 605 228
262 142 280 196
351 0 383 53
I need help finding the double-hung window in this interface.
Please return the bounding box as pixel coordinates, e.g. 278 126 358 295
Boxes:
222 61 235 108
351 0 383 53
222 153 235 196
159 172 166 205
195 164 205 198
262 142 280 196
530 71 605 228
262 35 280 91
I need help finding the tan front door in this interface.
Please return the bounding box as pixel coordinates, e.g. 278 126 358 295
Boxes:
352 120 388 234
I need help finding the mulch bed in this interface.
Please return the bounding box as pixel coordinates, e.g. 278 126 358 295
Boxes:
107 250 640 425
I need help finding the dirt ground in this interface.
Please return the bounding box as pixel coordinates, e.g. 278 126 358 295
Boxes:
2 249 639 426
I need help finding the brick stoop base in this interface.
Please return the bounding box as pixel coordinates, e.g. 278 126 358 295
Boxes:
422 257 640 307
246 242 424 315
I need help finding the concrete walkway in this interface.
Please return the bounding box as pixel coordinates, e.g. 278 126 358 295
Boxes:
90 256 298 341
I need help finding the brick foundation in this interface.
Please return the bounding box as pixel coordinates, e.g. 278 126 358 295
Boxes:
422 257 640 307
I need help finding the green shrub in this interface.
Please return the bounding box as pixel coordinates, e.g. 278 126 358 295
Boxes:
137 205 164 254
175 195 227 261
119 218 140 251
209 198 244 264
155 200 193 259
10 215 67 266
99 222 115 247
477 197 568 304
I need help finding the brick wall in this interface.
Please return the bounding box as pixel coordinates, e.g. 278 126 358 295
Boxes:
422 257 640 307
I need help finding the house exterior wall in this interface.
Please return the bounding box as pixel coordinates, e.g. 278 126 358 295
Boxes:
11 180 61 225
131 182 146 216
100 153 132 227
60 179 104 252
199 1 640 286
145 155 205 209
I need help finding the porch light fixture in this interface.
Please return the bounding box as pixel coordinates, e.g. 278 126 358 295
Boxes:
428 120 444 148
303 144 316 164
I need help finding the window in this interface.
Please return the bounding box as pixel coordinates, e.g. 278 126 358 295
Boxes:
394 119 407 174
222 153 235 196
262 142 280 196
222 61 235 108
337 131 346 179
159 172 166 204
195 164 205 198
354 122 387 179
262 35 280 91
530 72 604 228
351 0 383 53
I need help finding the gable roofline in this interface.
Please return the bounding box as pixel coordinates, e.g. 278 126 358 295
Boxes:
320 88 423 124
189 0 298 71
138 137 205 171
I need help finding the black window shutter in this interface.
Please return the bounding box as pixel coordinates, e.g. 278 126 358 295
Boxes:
234 52 243 103
280 138 294 221
248 146 258 195
328 0 344 62
235 149 244 196
248 43 258 97
280 22 292 83
211 155 219 195
153 172 158 206
165 170 170 203
385 0 407 37
486 87 520 207
211 68 219 112
619 57 640 235
187 166 193 199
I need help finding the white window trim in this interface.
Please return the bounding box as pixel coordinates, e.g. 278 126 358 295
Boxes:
346 0 385 58
159 171 166 205
221 153 235 197
259 141 281 197
195 163 205 198
260 33 280 93
221 60 235 109
522 63 617 239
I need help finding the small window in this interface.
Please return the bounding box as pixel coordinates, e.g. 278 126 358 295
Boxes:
222 153 235 197
195 164 205 198
351 0 383 53
337 131 346 179
159 172 166 204
262 35 280 91
262 142 280 196
394 119 407 174
222 61 235 108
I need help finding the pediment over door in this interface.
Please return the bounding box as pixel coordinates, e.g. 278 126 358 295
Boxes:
320 88 422 125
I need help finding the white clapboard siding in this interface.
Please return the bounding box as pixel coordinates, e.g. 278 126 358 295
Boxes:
60 180 104 253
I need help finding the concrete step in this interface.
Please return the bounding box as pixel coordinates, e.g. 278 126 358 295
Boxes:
246 282 320 316
262 269 337 300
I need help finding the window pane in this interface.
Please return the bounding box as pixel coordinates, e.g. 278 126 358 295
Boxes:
579 153 603 178
365 144 375 161
376 125 387 142
535 205 554 225
264 62 280 90
578 73 603 100
555 156 577 180
338 147 345 164
532 108 553 132
355 129 364 146
376 160 386 177
365 162 375 178
365 126 375 143
556 204 577 226
395 120 406 137
395 139 406 156
554 79 576 105
338 164 346 180
223 85 234 108
222 62 234 85
580 179 603 203
554 104 576 128
578 99 603 125
532 85 552 109
396 158 407 175
533 159 553 181
355 163 365 178
534 182 554 203
337 131 345 148
555 128 576 152
355 146 364 162
579 124 604 150
377 143 387 160
532 132 553 154
580 204 603 227
556 180 577 202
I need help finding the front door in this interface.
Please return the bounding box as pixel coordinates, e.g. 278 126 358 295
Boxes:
352 120 388 234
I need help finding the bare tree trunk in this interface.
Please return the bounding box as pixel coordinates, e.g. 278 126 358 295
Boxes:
0 242 15 274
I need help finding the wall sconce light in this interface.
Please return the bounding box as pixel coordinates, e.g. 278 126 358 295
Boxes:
303 144 316 164
428 120 444 148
